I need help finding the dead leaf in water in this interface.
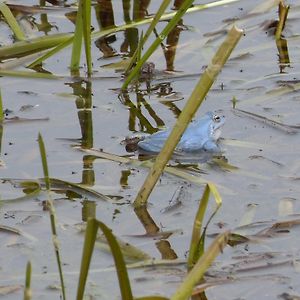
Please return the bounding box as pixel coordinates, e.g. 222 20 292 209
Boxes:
0 285 23 295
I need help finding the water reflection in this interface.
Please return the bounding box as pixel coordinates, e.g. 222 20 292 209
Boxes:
134 206 160 235
119 91 163 133
156 240 178 259
94 0 185 75
95 0 118 57
133 202 179 259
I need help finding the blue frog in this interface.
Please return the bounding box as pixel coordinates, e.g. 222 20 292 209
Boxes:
138 112 225 153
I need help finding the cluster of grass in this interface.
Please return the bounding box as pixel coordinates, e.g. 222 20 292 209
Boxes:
34 133 228 300
0 0 290 299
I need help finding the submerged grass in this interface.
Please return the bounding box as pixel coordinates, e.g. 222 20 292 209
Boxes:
23 262 32 300
133 25 243 208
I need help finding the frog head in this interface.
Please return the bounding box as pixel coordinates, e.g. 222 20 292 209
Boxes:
207 112 225 141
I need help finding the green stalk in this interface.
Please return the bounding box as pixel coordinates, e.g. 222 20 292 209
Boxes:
28 37 74 69
81 0 92 76
187 183 222 269
71 3 83 73
0 3 25 41
38 134 66 300
23 262 32 300
0 33 71 60
76 218 134 300
133 26 243 208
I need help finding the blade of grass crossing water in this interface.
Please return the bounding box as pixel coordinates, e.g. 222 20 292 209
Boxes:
133 26 243 208
23 262 32 300
197 183 222 261
171 232 229 300
0 3 26 41
76 218 134 300
0 69 58 79
187 183 222 269
76 218 98 300
187 184 210 270
28 36 74 69
0 33 71 61
38 134 66 300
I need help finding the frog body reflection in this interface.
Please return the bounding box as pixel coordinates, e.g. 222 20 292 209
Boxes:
138 112 225 153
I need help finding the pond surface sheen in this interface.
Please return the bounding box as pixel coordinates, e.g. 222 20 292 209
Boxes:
1 0 300 299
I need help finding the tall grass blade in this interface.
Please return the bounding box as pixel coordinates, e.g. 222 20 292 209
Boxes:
133 26 243 208
187 183 222 269
76 218 98 300
171 232 229 300
81 0 92 76
23 261 32 300
122 0 195 89
0 69 58 79
187 185 210 269
0 3 26 41
38 133 50 190
71 3 83 73
76 218 134 300
38 133 66 300
28 37 74 69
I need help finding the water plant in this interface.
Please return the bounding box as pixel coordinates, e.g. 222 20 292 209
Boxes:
0 0 295 299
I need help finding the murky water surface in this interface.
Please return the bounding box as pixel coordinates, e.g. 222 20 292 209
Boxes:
1 0 300 299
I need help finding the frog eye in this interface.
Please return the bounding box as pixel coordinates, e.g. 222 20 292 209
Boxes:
213 114 221 122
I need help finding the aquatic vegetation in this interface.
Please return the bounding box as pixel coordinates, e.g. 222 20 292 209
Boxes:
38 133 66 300
0 0 298 299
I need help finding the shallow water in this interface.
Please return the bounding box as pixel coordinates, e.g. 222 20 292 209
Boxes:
1 0 300 299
